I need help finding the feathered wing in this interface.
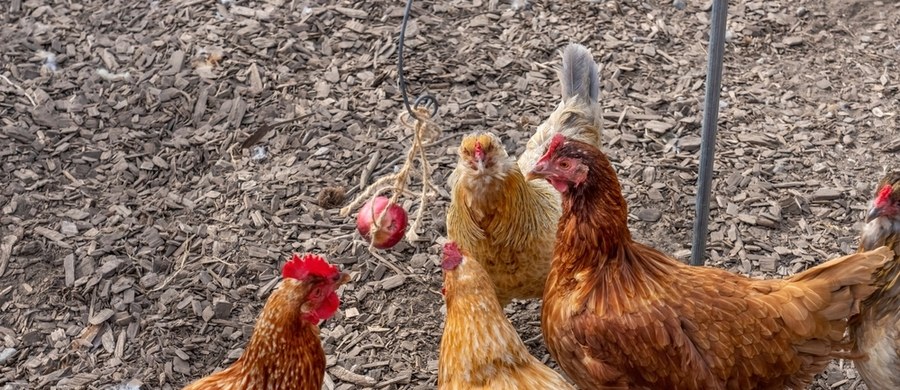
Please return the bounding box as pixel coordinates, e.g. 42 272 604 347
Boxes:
519 43 603 173
550 245 894 389
860 246 900 320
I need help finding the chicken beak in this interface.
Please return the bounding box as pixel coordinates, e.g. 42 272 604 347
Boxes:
472 140 486 161
334 272 351 287
866 206 885 223
527 161 550 181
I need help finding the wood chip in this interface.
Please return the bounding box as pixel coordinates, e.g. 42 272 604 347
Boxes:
328 365 377 387
2 1 895 388
810 188 842 202
89 309 115 325
380 275 406 291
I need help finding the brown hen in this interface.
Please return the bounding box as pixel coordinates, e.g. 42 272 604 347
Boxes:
528 134 894 390
182 254 349 390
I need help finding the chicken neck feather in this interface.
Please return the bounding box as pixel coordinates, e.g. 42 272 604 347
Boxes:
440 264 537 383
182 281 325 390
451 165 558 245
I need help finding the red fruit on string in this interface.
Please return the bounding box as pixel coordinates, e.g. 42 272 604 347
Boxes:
356 196 408 249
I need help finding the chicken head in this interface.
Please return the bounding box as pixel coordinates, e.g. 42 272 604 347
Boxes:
861 171 900 251
282 253 350 323
528 134 589 192
456 132 513 181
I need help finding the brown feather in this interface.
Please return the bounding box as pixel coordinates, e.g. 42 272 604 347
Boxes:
438 250 574 390
182 280 326 390
541 139 893 390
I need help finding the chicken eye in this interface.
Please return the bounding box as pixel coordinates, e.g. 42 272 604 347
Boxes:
558 161 571 170
310 287 324 299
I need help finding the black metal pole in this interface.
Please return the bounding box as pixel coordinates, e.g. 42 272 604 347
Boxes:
690 0 728 266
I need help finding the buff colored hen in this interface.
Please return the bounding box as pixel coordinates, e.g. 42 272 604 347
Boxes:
446 43 603 305
438 242 574 390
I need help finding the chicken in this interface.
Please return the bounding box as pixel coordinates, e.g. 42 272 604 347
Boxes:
438 241 574 390
182 253 350 390
527 133 894 390
446 43 602 305
851 171 900 390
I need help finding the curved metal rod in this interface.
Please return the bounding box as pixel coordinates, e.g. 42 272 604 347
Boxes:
398 0 439 119
690 0 728 266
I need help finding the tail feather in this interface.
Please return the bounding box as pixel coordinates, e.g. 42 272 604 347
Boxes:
746 247 892 384
790 247 890 285
768 246 892 341
817 289 852 319
519 43 603 173
794 340 830 356
560 43 600 105
787 246 893 321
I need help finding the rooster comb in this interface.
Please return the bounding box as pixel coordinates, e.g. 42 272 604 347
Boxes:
543 133 567 161
442 242 463 270
282 253 339 281
875 184 893 206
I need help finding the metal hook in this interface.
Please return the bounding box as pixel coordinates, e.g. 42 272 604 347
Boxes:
397 0 439 120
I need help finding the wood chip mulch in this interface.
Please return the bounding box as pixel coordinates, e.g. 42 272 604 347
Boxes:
1 0 898 389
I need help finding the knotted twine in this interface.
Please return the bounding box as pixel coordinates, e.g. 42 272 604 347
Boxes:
340 106 440 248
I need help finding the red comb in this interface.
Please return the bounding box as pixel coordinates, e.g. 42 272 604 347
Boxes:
282 253 338 281
875 185 893 207
539 134 566 163
442 242 463 270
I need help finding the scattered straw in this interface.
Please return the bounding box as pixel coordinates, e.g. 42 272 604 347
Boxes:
151 235 196 292
0 74 37 107
340 106 440 248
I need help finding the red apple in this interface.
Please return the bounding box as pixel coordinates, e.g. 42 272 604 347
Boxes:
356 196 408 249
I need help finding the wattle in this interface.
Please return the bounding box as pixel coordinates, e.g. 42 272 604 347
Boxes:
548 178 569 193
312 292 341 322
